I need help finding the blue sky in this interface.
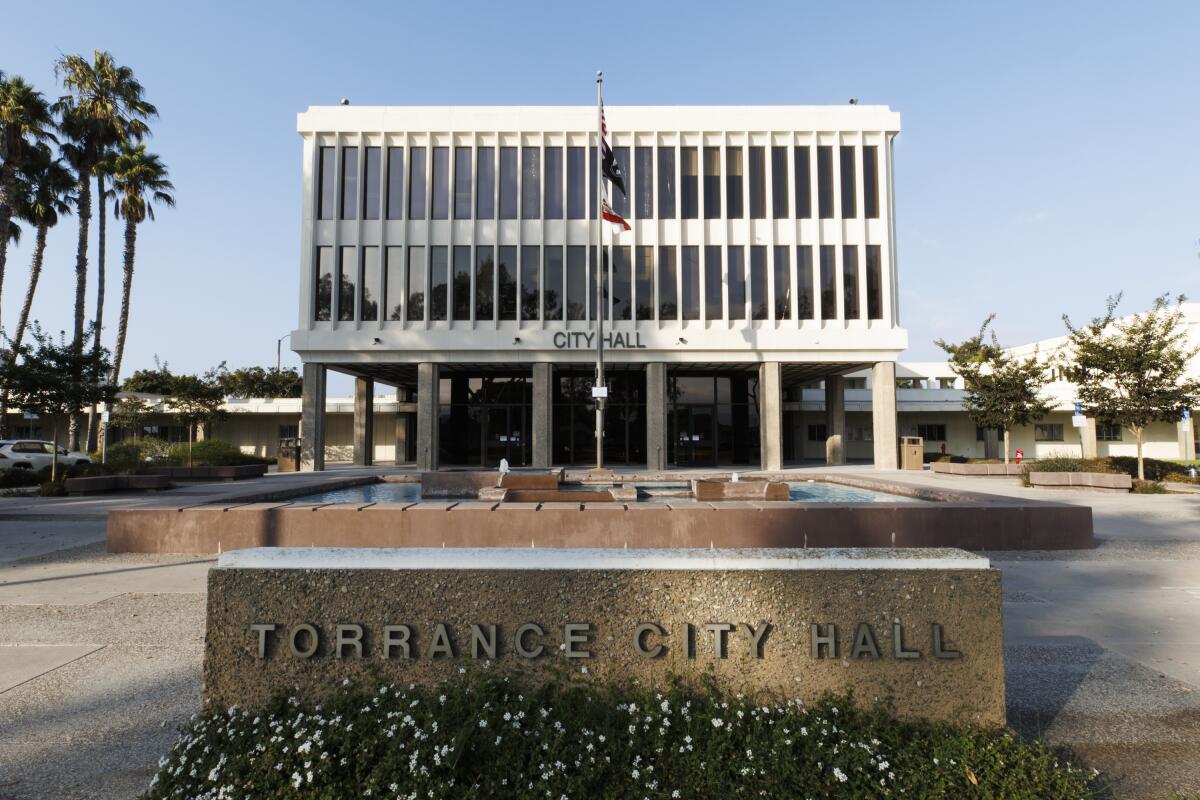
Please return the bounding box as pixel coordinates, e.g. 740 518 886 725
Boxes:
5 1 1199 394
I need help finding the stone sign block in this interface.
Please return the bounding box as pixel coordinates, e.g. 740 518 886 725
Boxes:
204 547 1004 726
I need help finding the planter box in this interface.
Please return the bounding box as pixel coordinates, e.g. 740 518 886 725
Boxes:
931 462 1024 478
65 475 170 495
1028 471 1132 491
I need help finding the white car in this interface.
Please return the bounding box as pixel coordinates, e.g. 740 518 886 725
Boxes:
0 440 92 471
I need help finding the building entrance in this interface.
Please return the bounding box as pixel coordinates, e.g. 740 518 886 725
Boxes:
437 371 531 467
553 367 646 466
666 371 761 467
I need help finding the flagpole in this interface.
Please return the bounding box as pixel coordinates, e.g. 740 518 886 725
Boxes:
594 70 606 471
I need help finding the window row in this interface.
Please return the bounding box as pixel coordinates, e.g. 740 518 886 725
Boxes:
315 143 881 223
314 244 886 324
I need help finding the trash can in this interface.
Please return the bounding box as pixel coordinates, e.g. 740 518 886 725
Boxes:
899 436 924 470
277 437 301 473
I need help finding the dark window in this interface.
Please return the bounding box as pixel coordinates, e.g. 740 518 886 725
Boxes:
863 145 879 219
543 247 563 321
840 146 857 218
429 246 447 321
439 372 533 468
386 246 403 321
904 423 947 441
727 246 746 320
431 146 449 220
749 246 768 320
554 369 645 466
317 146 335 220
817 146 833 219
665 371 759 467
361 246 379 321
634 146 653 219
612 146 630 218
613 245 632 321
475 246 494 321
1097 423 1122 441
454 147 473 219
657 146 676 219
771 146 788 218
726 147 744 218
819 245 836 319
386 146 404 219
658 245 677 320
843 245 860 319
521 147 540 219
408 146 427 219
363 147 381 220
498 147 517 219
498 246 517 321
794 146 811 218
773 245 791 320
807 424 827 441
340 147 358 220
1034 424 1064 442
975 425 1004 442
544 147 563 219
635 246 654 321
680 147 698 219
704 246 722 320
748 146 766 219
452 245 471 320
796 245 814 320
407 246 426 321
476 146 496 219
314 246 332 320
703 147 721 219
338 245 356 321
566 246 586 320
567 146 586 219
681 245 700 320
520 246 539 321
866 245 883 320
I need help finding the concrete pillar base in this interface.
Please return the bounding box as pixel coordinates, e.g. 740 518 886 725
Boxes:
1081 417 1099 460
416 363 439 472
759 362 783 471
300 364 326 472
353 377 375 466
646 363 667 471
825 375 846 466
532 363 552 468
871 362 898 470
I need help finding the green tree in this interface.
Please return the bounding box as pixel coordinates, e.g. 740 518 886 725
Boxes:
1063 293 1200 480
936 315 1053 464
3 324 114 482
54 51 157 449
215 365 303 398
108 395 154 441
120 357 175 395
0 72 57 326
168 368 226 467
107 143 174 385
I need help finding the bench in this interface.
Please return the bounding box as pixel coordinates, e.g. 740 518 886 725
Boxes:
1027 471 1132 492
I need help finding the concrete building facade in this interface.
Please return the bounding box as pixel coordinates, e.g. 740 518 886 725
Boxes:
290 104 907 471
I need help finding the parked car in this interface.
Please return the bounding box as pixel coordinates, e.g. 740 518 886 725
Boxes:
0 440 92 471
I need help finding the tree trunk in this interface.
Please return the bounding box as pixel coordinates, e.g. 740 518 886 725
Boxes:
1003 429 1010 465
68 166 93 452
0 224 49 439
50 420 59 484
85 174 108 453
110 217 138 388
1135 426 1145 481
188 423 194 468
0 161 18 328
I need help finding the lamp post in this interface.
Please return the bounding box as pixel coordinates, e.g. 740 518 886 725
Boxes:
276 333 292 372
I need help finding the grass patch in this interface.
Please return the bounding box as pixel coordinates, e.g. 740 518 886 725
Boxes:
144 676 1106 799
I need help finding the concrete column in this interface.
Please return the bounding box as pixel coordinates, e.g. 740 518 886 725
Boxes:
416 363 438 471
1177 417 1196 461
646 363 668 471
870 362 898 470
1081 418 1098 459
300 363 326 472
353 377 375 466
759 362 783 471
532 362 553 468
825 375 846 466
983 427 999 460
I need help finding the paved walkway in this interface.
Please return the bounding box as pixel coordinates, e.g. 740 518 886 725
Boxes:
0 467 1198 798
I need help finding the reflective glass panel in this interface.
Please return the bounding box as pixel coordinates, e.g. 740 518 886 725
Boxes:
520 246 540 321
840 146 857 218
317 146 335 220
338 245 356 321
386 146 404 220
544 147 563 218
612 146 630 218
680 246 700 320
703 147 720 219
407 246 426 321
386 246 404 321
843 245 860 318
866 245 883 319
543 247 563 321
475 246 494 320
794 146 811 219
521 147 540 218
634 146 653 218
612 245 632 320
566 245 586 320
498 245 517 321
452 245 471 320
408 146 427 219
703 245 722 319
429 246 447 321
657 146 675 219
863 145 879 219
796 245 814 320
498 147 517 219
476 146 496 219
658 245 677 320
748 146 765 219
772 245 791 320
820 245 836 319
340 147 358 219
727 246 746 320
361 246 379 321
817 146 833 219
726 147 744 218
363 147 380 220
749 245 767 320
680 147 698 219
567 146 586 219
314 246 332 320
431 146 449 219
635 246 653 321
454 146 473 219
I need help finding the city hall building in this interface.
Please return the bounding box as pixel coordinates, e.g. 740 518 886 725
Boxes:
291 105 906 471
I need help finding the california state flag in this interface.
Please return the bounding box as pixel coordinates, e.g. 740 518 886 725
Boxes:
602 199 630 232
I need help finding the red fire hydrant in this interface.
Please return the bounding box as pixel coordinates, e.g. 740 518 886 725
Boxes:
1015 449 1024 464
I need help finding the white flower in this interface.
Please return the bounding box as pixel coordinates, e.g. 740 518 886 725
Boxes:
833 767 848 783
711 718 724 728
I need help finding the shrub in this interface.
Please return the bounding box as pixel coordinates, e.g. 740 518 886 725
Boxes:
1108 456 1188 482
104 437 171 472
144 677 1106 800
0 467 43 489
1132 480 1168 494
166 439 272 467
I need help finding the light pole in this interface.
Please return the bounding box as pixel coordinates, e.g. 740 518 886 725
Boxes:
276 333 292 372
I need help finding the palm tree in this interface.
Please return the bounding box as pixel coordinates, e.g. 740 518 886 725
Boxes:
0 147 75 437
108 143 174 387
85 149 118 449
0 72 56 329
54 51 156 448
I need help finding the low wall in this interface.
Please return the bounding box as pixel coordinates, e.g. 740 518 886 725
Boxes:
203 547 1005 727
108 498 1093 554
931 463 1025 478
1028 471 1132 491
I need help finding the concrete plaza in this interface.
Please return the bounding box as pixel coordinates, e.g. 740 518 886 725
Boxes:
1 468 1198 799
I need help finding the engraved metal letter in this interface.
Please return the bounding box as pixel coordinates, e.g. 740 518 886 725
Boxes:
383 625 412 658
851 623 880 659
250 623 276 658
634 623 667 658
705 623 734 658
743 622 771 659
515 622 545 658
427 623 456 659
810 623 838 659
563 623 592 659
289 623 319 658
335 624 363 659
893 622 920 659
471 624 498 660
932 623 961 659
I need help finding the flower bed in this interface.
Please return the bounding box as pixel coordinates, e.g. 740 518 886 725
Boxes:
143 676 1103 799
